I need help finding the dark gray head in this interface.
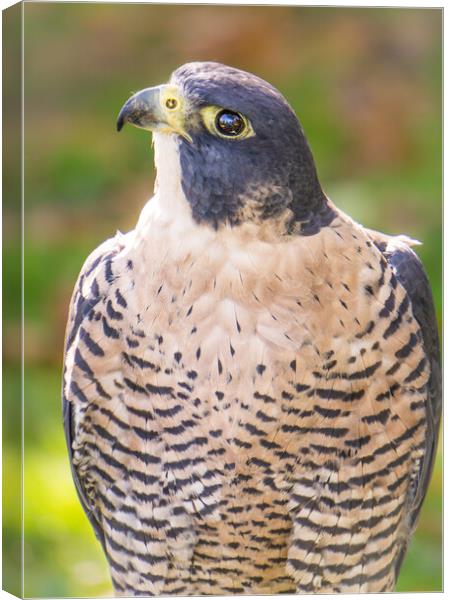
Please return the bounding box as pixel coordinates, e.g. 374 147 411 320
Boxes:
117 61 335 233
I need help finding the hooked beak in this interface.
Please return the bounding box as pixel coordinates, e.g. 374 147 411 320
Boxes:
116 84 191 142
116 86 167 132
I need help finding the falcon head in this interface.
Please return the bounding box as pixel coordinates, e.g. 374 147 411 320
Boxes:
117 62 334 233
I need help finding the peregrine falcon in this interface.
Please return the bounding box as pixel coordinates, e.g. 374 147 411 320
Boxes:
63 62 441 595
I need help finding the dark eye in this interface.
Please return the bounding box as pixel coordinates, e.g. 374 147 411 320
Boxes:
215 110 245 136
165 98 178 109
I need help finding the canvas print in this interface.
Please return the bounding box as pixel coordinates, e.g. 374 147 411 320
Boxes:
3 2 442 597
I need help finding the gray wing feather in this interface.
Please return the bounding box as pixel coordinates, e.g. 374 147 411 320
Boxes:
62 237 124 550
63 387 106 550
386 246 441 519
378 241 441 578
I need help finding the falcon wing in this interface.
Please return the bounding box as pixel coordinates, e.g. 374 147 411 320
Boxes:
385 245 441 518
370 232 441 573
62 234 126 549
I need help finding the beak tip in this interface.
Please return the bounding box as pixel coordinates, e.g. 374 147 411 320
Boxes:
116 111 126 132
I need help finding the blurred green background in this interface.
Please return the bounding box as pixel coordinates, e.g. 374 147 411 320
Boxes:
3 3 441 597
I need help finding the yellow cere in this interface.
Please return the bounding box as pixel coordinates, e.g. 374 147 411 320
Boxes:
158 84 192 142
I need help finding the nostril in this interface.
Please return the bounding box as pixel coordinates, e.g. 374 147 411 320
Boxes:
165 98 178 110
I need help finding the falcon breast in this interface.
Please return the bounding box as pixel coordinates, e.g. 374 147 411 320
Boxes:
63 61 441 595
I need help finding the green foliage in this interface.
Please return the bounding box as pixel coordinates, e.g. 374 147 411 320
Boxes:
4 4 441 596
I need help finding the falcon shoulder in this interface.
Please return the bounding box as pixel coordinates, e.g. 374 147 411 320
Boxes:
62 233 128 550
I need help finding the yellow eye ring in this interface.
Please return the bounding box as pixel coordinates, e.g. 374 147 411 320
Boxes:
165 98 178 110
200 105 255 141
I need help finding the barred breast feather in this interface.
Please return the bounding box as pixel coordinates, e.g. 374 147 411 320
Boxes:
63 194 440 595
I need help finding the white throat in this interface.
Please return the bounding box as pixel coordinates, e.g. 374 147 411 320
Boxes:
151 133 193 221
133 132 215 250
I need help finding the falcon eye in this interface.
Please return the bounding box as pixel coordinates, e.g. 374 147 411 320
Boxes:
165 98 178 109
200 106 254 140
215 110 245 136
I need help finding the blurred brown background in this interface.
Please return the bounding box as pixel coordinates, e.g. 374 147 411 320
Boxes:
3 3 441 596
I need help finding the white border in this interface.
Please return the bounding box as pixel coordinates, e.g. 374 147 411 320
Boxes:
0 1 444 599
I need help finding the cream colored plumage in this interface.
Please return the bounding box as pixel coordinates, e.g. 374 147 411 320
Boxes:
63 62 440 595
